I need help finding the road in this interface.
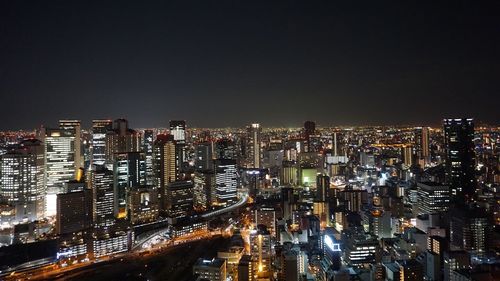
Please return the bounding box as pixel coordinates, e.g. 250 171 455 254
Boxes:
133 190 248 250
53 236 231 281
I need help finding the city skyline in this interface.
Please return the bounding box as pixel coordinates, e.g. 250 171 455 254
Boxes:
1 1 499 130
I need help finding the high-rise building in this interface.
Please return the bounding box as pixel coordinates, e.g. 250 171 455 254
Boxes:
401 145 413 168
416 182 450 215
255 206 276 237
166 180 194 218
153 134 178 209
214 159 238 206
443 118 476 204
105 119 141 163
91 165 115 228
415 127 430 163
91 119 113 166
398 259 423 281
59 120 82 169
215 139 235 160
56 188 92 235
43 127 77 216
449 206 490 255
238 255 256 281
195 141 214 171
0 139 45 222
194 171 215 210
127 186 159 225
113 152 145 218
250 226 272 279
280 249 300 281
193 258 227 281
169 120 186 144
247 124 262 169
304 121 316 153
316 174 330 202
143 129 155 185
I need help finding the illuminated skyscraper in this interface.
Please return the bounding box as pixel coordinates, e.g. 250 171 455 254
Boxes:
153 134 178 209
91 119 113 166
105 119 141 163
43 127 77 216
127 186 159 225
215 139 235 160
443 118 476 204
401 145 413 168
215 159 238 206
415 127 430 163
143 129 155 185
247 123 262 169
166 180 194 218
92 165 115 228
59 119 82 169
113 152 145 218
416 182 450 215
0 139 45 222
250 226 272 279
304 121 316 152
56 188 92 235
169 120 186 144
195 141 214 171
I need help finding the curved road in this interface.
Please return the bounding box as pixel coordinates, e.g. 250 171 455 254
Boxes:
133 191 248 250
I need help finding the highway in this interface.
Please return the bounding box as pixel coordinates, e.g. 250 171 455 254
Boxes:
133 191 248 250
201 191 249 218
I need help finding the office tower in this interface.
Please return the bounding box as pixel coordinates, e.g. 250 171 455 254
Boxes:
316 174 330 202
443 251 470 281
169 120 186 144
401 145 413 168
166 180 194 218
343 229 378 266
214 159 238 206
193 258 227 281
105 119 141 163
143 129 155 185
59 120 82 169
281 187 295 221
250 226 272 279
113 152 145 218
91 119 113 166
280 249 300 281
443 118 476 204
281 161 298 186
195 141 214 171
238 255 256 281
194 171 215 210
397 260 424 281
449 207 490 255
153 134 178 209
127 186 159 225
415 127 430 163
340 188 367 212
255 206 276 237
369 209 392 239
304 121 315 153
56 188 92 235
0 139 45 222
92 165 115 228
43 127 77 216
416 182 450 215
215 139 235 160
247 123 262 168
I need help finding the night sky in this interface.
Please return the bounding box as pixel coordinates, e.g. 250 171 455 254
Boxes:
0 1 498 129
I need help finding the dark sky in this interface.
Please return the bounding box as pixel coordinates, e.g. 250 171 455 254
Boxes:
0 1 498 129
